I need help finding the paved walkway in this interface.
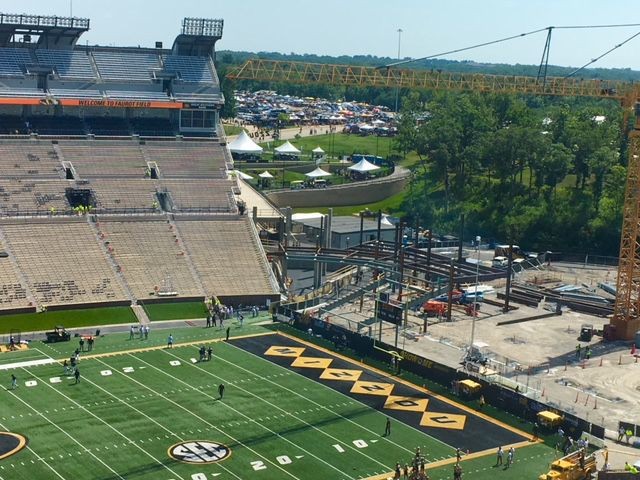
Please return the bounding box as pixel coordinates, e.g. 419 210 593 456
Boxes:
224 124 325 144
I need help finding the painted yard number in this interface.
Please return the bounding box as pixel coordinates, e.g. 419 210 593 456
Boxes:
184 440 373 475
251 456 293 471
334 439 368 452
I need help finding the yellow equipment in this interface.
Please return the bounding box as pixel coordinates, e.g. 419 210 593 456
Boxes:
538 449 596 480
537 410 563 430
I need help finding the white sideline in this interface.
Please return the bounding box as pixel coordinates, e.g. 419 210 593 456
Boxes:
0 358 55 370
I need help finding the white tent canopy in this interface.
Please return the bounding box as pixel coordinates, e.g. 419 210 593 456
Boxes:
234 170 253 180
274 140 301 155
258 171 274 179
348 158 381 172
380 215 394 226
312 146 325 154
228 131 263 154
305 167 331 178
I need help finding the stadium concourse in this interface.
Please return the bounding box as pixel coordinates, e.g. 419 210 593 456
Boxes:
0 13 281 312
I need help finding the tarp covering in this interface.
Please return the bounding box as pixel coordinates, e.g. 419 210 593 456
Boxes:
274 140 301 154
228 131 263 154
305 167 331 178
292 212 324 221
348 158 381 172
258 171 274 179
312 146 325 153
234 170 253 180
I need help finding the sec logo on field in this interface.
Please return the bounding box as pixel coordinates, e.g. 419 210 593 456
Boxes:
168 441 231 464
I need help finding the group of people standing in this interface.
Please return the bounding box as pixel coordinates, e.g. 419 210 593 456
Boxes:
129 324 150 340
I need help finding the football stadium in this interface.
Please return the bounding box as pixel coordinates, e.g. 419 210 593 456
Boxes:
0 10 627 480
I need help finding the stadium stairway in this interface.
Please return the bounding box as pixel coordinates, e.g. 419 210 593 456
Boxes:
166 216 207 297
131 303 151 326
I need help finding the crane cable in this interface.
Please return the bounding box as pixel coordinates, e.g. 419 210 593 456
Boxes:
383 27 549 68
564 29 640 78
385 23 640 70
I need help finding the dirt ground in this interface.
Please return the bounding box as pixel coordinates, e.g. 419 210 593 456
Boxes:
327 258 640 467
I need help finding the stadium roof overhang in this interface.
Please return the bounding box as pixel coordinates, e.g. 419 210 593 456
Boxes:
0 13 90 48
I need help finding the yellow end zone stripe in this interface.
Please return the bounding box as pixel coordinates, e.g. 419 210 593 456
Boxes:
362 439 536 480
276 331 537 441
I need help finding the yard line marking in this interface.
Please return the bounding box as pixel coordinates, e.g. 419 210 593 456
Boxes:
161 349 391 473
94 357 283 480
0 419 66 480
224 341 430 455
124 353 343 480
20 367 185 480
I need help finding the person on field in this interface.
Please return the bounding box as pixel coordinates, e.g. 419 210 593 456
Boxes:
218 384 225 399
207 346 213 361
384 417 391 436
10 374 17 390
167 334 174 349
496 446 503 466
74 368 80 384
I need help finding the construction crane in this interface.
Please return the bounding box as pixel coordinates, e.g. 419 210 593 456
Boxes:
227 59 640 340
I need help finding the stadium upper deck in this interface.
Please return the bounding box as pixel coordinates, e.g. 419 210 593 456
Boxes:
0 14 224 137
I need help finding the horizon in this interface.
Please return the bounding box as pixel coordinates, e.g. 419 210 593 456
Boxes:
10 1 640 70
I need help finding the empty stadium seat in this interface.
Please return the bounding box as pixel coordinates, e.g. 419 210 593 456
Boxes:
93 51 161 81
35 49 95 79
163 55 214 83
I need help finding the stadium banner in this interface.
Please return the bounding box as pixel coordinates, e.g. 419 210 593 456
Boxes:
58 99 184 109
0 98 43 105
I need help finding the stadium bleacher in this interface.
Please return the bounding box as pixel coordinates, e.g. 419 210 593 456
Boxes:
176 217 275 298
163 55 214 83
98 218 202 299
0 14 279 311
35 49 95 79
93 50 160 81
0 47 31 76
0 240 29 308
0 220 129 306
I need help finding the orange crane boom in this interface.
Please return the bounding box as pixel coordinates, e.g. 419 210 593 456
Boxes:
227 59 640 339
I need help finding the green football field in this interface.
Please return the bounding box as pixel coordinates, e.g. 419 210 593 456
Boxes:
0 326 559 480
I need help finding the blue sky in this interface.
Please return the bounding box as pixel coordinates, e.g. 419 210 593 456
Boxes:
11 0 640 69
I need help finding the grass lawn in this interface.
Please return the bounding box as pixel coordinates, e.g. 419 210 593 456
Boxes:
143 301 209 321
222 124 245 136
0 330 557 480
0 306 136 335
293 190 407 216
262 133 396 160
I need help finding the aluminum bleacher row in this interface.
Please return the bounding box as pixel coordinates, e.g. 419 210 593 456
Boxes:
35 50 94 79
0 46 217 84
0 216 276 308
0 139 233 215
0 219 129 306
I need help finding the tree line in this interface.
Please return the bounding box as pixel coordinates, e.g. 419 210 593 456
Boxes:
396 91 625 255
